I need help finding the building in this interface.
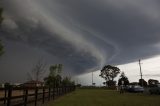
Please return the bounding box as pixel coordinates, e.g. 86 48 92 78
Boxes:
23 80 44 87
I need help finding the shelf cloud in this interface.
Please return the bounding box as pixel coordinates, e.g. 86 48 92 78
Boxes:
0 0 160 82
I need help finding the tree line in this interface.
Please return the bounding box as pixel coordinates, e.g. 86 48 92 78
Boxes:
99 65 159 88
27 60 75 87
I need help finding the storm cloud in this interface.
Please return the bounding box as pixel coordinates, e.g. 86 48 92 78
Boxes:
0 0 160 82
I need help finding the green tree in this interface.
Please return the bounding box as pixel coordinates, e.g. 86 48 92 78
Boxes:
139 79 147 87
44 64 62 87
148 79 159 87
118 72 129 86
0 8 3 25
100 65 120 86
62 76 75 86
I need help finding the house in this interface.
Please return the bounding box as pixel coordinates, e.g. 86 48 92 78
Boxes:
23 80 44 87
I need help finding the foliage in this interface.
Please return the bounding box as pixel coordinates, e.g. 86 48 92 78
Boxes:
44 64 75 87
99 65 120 86
4 82 11 88
76 84 81 87
62 76 75 86
139 79 147 87
118 72 129 86
49 64 62 77
44 64 63 87
27 59 47 81
0 8 3 25
148 79 159 87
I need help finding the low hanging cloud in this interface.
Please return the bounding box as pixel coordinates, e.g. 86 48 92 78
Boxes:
1 0 160 82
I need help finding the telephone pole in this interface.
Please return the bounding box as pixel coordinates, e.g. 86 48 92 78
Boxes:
92 71 93 86
139 59 143 86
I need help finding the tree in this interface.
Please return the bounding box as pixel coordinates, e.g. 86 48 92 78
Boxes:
49 64 62 77
27 59 47 81
139 79 147 87
148 79 159 87
44 64 63 87
62 76 73 86
0 8 3 25
99 65 120 86
118 72 129 86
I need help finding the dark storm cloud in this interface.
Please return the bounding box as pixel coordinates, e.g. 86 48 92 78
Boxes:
1 0 160 82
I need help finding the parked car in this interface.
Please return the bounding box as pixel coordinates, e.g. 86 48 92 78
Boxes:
127 85 144 93
149 84 160 95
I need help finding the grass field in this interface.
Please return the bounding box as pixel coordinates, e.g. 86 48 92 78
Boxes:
48 89 160 106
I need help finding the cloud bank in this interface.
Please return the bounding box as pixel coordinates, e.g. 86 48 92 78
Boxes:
0 0 160 82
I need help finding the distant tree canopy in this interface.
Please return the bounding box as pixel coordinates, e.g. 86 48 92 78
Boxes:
0 8 3 25
139 79 147 87
148 79 159 87
61 76 75 86
118 72 129 86
44 64 75 87
100 65 120 86
44 64 63 87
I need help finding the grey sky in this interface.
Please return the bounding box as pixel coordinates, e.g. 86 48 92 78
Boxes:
0 0 160 83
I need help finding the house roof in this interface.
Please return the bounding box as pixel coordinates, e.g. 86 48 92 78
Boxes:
24 80 44 84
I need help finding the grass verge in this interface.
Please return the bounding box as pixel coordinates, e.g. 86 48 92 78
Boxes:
48 89 160 106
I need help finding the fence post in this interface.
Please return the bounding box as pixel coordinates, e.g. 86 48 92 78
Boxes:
24 88 28 106
4 88 7 104
42 87 45 104
48 87 51 101
35 87 38 106
7 86 12 106
59 87 61 96
52 87 54 100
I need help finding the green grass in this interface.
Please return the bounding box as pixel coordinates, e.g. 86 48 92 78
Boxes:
48 89 160 106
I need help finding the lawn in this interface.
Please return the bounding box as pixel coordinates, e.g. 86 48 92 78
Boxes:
48 89 160 106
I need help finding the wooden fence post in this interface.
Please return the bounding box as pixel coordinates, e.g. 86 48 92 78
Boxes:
48 87 51 101
7 86 12 106
24 89 28 106
4 88 7 104
52 87 54 100
42 87 45 104
35 87 38 106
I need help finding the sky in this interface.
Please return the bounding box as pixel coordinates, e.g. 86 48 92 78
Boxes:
0 0 160 84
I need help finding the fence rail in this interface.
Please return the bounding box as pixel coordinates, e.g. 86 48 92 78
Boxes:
0 86 76 106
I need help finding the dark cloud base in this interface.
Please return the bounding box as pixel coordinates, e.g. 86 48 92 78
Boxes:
0 0 160 82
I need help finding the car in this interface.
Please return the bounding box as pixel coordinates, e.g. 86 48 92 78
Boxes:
127 85 144 93
149 84 160 95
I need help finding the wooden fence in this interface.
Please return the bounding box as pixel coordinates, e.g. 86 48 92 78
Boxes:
0 86 76 106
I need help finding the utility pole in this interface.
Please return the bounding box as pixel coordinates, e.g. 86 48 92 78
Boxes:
139 59 143 86
92 71 93 86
